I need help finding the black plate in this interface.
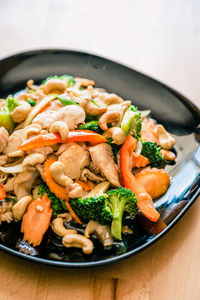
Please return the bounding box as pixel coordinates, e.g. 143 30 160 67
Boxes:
0 49 200 268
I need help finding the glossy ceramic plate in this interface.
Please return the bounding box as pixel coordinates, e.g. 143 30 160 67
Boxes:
0 49 200 268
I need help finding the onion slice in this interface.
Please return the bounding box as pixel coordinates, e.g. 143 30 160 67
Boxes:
135 140 143 156
141 110 151 119
0 163 24 174
23 94 57 128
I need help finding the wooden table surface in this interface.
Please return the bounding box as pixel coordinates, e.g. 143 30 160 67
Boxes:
0 1 200 299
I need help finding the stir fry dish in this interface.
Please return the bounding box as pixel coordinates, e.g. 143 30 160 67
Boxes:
0 75 176 257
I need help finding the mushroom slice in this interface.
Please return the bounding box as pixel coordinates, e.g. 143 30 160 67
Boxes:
81 168 105 182
85 220 113 247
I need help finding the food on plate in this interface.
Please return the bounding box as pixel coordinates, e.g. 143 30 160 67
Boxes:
0 74 176 257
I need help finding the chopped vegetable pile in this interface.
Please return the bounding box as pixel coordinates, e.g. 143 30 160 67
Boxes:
0 74 176 256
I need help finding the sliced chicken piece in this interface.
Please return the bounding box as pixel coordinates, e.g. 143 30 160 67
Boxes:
32 105 85 130
14 169 39 200
89 143 120 187
3 130 23 156
27 146 54 156
3 125 41 157
90 161 101 174
4 177 15 192
14 171 33 184
58 142 90 180
0 127 9 153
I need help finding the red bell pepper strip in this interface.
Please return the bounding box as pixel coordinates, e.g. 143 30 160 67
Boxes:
120 134 160 222
18 130 107 151
0 184 6 201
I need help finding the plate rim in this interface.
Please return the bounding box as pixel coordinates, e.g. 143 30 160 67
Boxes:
0 48 200 268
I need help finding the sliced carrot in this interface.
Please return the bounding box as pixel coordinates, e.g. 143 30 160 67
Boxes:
0 184 6 201
21 194 52 246
132 152 149 168
87 180 95 190
76 180 95 191
135 168 170 199
65 201 82 224
43 157 82 224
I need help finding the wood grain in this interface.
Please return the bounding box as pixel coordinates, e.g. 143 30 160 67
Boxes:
0 0 200 299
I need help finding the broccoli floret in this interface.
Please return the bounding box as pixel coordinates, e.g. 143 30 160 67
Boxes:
42 74 76 87
106 188 137 240
0 105 15 133
0 97 20 133
70 195 113 225
5 97 19 112
141 141 165 167
121 105 142 139
85 114 100 122
38 184 65 217
78 120 103 134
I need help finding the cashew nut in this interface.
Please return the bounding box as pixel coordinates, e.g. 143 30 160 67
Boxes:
52 217 77 237
21 124 42 141
7 150 24 158
16 92 28 101
93 91 123 105
43 79 66 94
57 212 72 222
50 121 69 141
79 98 106 116
62 233 94 254
75 77 95 87
11 101 31 123
50 161 84 198
22 153 45 167
68 183 85 198
99 111 120 131
26 79 38 91
85 220 113 247
160 149 176 161
105 101 131 127
157 125 175 150
103 127 126 145
102 93 123 105
50 161 73 186
12 195 32 220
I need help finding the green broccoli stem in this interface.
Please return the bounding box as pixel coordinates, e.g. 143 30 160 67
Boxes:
106 187 137 240
109 197 126 240
111 213 123 240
